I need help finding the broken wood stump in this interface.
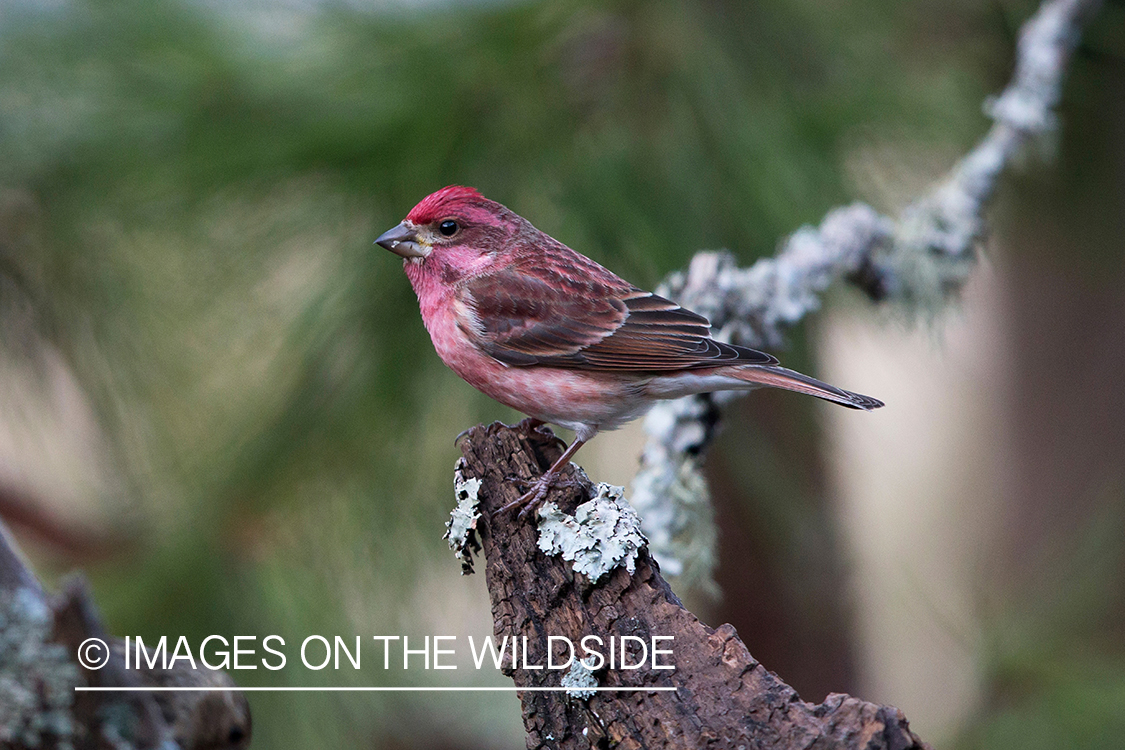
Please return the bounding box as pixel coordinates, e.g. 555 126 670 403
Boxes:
455 421 928 750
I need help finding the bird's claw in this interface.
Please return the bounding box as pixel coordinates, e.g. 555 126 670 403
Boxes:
457 419 559 449
503 474 531 489
494 475 555 519
516 482 552 520
512 417 569 450
515 417 545 433
494 470 586 519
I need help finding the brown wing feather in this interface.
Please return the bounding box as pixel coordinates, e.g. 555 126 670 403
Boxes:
461 262 778 372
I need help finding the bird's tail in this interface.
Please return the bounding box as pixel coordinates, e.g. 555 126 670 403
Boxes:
731 365 884 411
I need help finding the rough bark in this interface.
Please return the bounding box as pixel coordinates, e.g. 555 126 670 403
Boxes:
457 422 928 750
0 521 251 750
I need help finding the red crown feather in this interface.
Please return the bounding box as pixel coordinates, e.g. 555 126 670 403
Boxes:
406 186 486 225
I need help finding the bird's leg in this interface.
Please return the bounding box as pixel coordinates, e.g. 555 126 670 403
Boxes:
495 438 587 518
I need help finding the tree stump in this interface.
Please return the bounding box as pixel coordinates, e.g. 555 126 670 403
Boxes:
457 421 928 750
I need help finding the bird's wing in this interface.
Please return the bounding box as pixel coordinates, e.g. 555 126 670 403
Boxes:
459 262 778 371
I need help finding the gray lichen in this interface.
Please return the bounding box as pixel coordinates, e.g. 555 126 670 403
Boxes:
631 0 1101 597
560 660 599 700
0 587 81 749
537 484 646 584
631 445 717 595
445 459 483 574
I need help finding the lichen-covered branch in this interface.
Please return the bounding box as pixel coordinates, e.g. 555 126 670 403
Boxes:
457 422 929 749
0 520 251 750
631 0 1104 590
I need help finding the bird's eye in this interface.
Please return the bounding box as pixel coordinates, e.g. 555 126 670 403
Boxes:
438 219 459 237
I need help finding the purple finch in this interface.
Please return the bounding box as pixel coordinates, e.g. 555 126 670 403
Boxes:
377 186 882 514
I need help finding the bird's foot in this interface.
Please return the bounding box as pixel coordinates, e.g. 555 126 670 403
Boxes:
513 418 568 452
455 419 537 446
495 473 556 519
455 419 558 447
496 471 584 519
515 417 545 433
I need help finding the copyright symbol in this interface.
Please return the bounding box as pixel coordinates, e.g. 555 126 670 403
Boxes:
77 637 110 670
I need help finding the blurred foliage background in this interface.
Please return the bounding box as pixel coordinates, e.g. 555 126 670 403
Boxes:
0 0 1122 747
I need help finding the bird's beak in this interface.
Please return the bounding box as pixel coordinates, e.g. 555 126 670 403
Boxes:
375 222 426 258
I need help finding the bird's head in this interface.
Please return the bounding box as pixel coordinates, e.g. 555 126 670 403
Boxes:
375 186 517 272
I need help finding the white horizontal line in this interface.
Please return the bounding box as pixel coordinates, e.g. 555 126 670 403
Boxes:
76 686 678 692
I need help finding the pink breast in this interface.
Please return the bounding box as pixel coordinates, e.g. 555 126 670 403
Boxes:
417 292 642 430
405 261 648 432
